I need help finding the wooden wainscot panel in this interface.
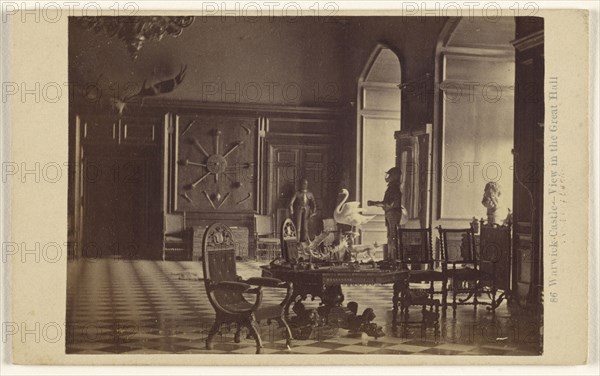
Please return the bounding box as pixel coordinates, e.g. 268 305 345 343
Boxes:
121 121 157 145
82 117 117 144
267 117 338 137
513 221 534 302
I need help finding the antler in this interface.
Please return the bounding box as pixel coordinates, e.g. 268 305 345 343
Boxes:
125 65 188 100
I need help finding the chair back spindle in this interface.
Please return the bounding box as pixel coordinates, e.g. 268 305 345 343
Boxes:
438 227 477 264
396 227 434 269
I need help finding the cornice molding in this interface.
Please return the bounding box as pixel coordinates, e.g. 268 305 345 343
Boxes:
511 30 544 52
74 98 348 119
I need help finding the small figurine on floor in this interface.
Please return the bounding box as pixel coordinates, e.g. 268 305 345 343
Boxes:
288 301 327 340
346 302 385 339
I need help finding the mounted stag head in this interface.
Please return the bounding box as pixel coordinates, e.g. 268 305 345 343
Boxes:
110 65 188 115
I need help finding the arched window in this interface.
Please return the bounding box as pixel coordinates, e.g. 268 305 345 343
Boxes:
357 44 401 244
433 17 515 225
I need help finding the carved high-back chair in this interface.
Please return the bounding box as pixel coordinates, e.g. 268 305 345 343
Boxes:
394 227 446 315
202 223 294 353
280 218 303 262
392 227 443 336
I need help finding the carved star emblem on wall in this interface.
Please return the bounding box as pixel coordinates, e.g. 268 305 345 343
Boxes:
179 126 249 208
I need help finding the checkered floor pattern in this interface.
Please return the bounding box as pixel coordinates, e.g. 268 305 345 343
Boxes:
66 259 541 355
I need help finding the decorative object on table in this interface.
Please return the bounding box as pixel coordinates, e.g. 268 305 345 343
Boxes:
288 178 317 242
334 189 374 231
347 242 381 264
202 223 294 354
301 231 334 261
471 216 480 234
280 218 302 263
78 16 195 60
377 259 399 270
334 188 375 265
278 211 384 267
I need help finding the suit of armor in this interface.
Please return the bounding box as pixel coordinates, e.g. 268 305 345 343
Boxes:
288 179 317 242
368 167 403 260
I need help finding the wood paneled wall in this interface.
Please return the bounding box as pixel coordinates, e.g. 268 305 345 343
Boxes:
70 101 345 259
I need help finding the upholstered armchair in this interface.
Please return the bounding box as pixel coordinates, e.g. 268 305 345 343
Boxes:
202 223 294 354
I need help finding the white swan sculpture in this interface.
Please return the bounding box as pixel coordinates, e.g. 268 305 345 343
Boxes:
334 188 375 229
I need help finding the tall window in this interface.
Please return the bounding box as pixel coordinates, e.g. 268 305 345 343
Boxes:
357 45 401 244
434 17 515 223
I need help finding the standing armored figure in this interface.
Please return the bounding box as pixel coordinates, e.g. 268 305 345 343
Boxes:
288 178 317 242
368 167 404 260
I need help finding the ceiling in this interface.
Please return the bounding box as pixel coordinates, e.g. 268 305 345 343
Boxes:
446 17 516 50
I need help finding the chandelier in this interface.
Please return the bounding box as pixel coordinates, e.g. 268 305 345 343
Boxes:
78 16 195 60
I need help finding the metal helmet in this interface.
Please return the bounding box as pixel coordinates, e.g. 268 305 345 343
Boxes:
385 167 401 182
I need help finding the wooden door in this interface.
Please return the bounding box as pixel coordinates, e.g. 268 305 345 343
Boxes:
301 149 329 214
81 146 161 259
267 145 299 222
266 143 333 236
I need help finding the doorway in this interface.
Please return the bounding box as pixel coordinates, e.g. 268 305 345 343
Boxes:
266 140 337 238
81 145 161 259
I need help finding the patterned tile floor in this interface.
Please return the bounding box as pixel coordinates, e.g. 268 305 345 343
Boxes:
66 258 542 355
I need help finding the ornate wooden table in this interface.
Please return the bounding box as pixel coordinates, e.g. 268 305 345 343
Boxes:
261 264 409 338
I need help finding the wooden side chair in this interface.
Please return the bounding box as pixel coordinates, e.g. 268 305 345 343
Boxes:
254 214 280 261
202 223 294 354
437 225 496 317
162 212 192 261
392 227 443 337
